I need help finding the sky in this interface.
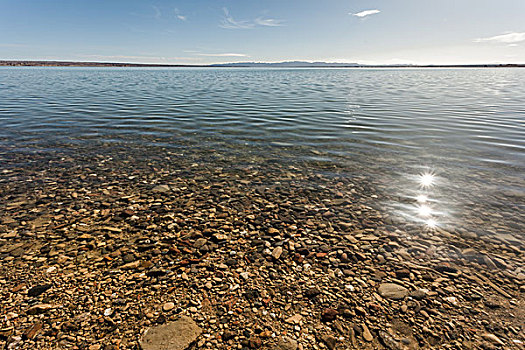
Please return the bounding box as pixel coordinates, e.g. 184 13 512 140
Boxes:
1 0 524 65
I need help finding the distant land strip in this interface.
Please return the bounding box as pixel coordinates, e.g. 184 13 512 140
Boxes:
1 60 524 68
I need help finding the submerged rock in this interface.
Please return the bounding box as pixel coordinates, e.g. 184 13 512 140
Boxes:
378 283 408 300
139 316 202 350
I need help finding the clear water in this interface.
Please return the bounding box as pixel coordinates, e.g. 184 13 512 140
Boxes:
0 67 524 239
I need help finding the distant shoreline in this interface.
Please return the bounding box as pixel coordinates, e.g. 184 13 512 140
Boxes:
1 60 524 68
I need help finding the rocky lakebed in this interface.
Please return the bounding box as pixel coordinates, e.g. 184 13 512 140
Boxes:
0 145 523 350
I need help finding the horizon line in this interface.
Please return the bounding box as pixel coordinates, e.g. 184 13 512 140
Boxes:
1 59 525 68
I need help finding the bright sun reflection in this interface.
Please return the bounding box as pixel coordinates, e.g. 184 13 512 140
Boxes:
419 173 435 187
416 194 428 203
426 219 437 228
417 205 432 217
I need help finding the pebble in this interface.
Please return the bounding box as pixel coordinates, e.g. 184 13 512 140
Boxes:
362 323 373 342
378 283 409 300
272 247 283 260
163 302 175 311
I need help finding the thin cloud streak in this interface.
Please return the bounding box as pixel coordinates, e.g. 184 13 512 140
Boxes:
220 8 283 29
174 8 187 21
474 32 525 44
220 8 254 29
255 18 285 27
77 54 206 63
350 9 381 18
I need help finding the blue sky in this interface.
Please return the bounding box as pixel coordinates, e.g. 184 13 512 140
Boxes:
1 0 524 64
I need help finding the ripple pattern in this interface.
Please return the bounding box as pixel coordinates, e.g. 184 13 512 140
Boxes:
0 67 524 236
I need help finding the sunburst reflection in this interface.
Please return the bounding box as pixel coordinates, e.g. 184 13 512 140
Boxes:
419 172 435 188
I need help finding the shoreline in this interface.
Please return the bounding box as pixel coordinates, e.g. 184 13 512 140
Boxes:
1 60 525 68
1 145 523 349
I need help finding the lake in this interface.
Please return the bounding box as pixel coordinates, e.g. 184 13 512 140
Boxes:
0 67 524 241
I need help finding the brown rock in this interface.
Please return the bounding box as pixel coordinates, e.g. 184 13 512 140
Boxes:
378 283 408 300
249 336 263 348
362 324 373 342
26 304 57 315
139 316 202 350
22 322 43 340
321 308 339 322
321 335 337 350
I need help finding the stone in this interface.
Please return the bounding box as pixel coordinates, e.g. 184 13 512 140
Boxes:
321 308 338 322
362 323 373 342
222 330 235 341
26 304 57 315
193 238 207 248
378 331 400 349
27 284 52 297
409 289 427 300
249 336 263 348
321 335 337 350
378 283 408 300
163 302 175 311
22 322 42 340
274 336 298 350
152 185 171 193
482 333 504 346
139 316 202 350
272 247 283 259
395 269 410 279
304 287 321 298
121 261 141 270
285 314 302 324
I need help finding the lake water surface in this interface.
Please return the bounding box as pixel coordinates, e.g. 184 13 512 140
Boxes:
1 67 524 241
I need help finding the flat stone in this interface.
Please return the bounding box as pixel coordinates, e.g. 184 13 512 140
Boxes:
272 247 283 259
22 322 42 340
26 304 57 315
321 308 338 322
285 314 302 324
274 336 298 350
482 333 504 346
193 238 207 248
163 302 175 312
27 284 52 297
362 323 373 342
321 335 337 350
378 283 409 300
152 185 171 193
140 316 202 350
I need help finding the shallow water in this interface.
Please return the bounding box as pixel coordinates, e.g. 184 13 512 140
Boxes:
0 67 524 239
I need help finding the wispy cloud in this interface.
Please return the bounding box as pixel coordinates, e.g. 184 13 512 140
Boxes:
174 8 186 21
220 8 283 29
196 53 249 57
81 54 169 61
77 54 206 63
474 32 525 44
220 7 254 29
350 9 380 18
254 17 285 27
152 6 161 20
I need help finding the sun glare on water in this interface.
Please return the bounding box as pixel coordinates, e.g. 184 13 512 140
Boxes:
416 194 428 203
417 204 432 217
419 172 435 187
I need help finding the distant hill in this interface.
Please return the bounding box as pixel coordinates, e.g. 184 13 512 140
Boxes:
210 61 361 67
